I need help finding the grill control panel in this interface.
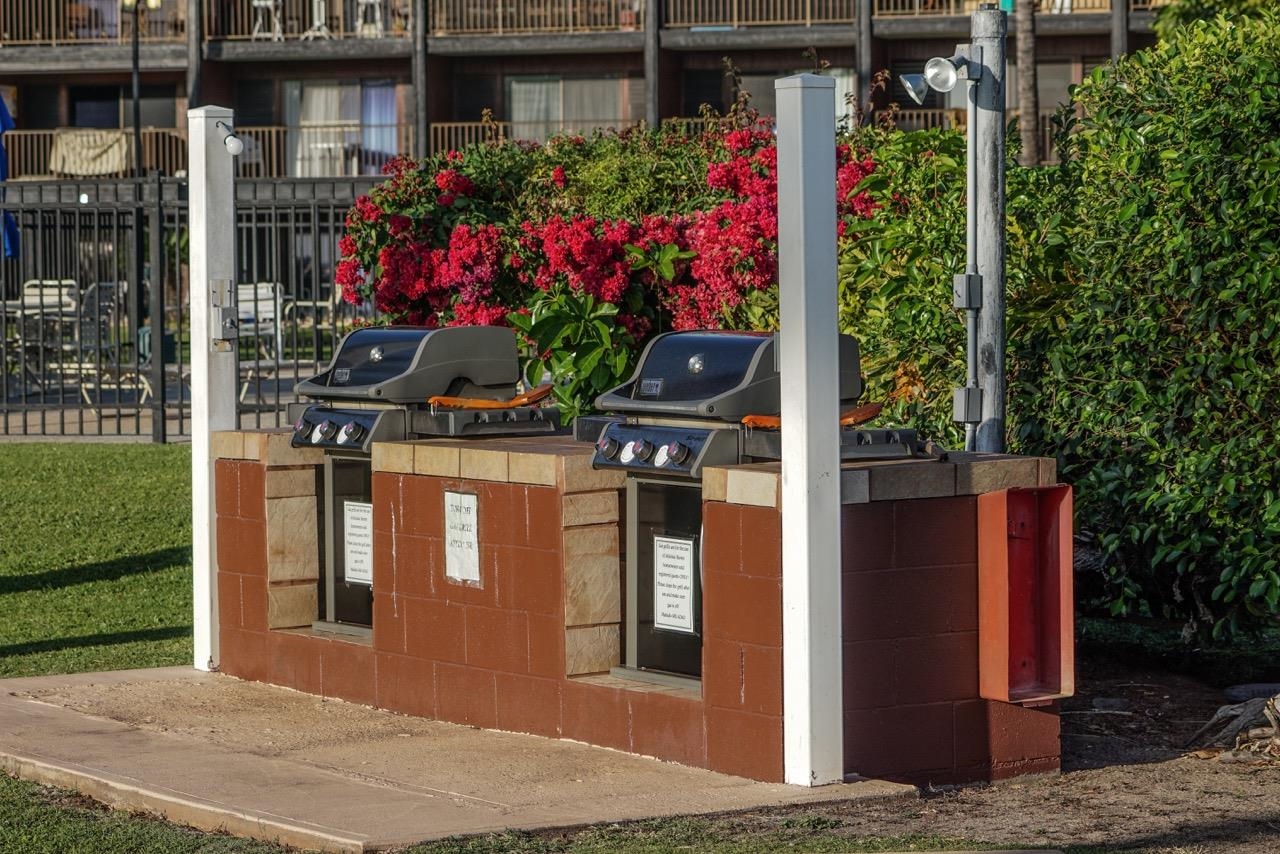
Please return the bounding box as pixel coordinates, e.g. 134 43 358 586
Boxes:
290 406 405 454
591 422 739 478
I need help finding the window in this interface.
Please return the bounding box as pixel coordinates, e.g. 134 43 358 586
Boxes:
505 76 642 143
71 86 120 128
282 79 400 177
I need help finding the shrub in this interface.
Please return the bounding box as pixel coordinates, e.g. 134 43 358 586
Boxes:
1018 11 1280 636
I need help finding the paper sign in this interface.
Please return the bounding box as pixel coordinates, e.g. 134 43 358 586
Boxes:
653 535 696 634
444 491 480 584
343 500 373 585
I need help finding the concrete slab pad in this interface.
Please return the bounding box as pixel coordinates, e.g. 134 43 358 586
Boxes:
0 667 914 852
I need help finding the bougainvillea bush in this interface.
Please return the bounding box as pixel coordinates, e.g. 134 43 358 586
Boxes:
336 117 879 415
336 12 1280 638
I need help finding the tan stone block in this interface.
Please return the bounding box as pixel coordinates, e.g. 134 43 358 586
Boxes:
211 431 245 461
371 441 416 474
558 451 627 494
561 491 620 528
725 467 780 508
508 450 559 487
841 468 870 505
267 583 318 629
415 443 461 478
562 525 621 626
266 467 318 499
1039 456 1059 486
254 430 323 466
954 454 1041 495
702 467 728 503
460 447 509 482
266 495 320 583
564 625 621 676
867 460 956 502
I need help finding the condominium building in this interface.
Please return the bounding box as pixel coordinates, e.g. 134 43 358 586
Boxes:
0 1 1164 179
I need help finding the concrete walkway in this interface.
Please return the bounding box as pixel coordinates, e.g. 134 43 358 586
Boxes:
0 667 914 852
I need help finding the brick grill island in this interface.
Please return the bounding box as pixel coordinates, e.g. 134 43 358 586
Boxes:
213 429 1069 786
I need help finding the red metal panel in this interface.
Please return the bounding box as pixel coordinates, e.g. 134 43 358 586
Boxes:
978 485 1074 705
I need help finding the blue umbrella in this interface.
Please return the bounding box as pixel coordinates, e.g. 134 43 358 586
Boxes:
0 95 19 259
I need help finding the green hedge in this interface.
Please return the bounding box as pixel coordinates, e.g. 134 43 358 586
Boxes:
1013 11 1280 636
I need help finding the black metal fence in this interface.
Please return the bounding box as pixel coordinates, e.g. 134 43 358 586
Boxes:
0 175 377 440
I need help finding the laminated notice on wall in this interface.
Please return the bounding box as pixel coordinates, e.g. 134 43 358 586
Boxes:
653 535 696 634
344 500 374 585
444 491 480 584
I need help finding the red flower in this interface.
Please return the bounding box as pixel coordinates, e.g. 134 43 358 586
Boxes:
551 165 566 189
434 168 475 197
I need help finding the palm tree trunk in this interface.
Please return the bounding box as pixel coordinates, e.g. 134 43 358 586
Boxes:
1016 0 1040 165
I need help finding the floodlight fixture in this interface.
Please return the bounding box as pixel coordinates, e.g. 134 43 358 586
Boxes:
215 120 244 156
897 46 983 105
899 74 931 106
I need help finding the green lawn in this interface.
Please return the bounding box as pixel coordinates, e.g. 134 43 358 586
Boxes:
0 443 194 678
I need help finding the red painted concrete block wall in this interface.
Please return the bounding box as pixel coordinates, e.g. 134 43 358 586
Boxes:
701 502 784 782
842 497 1060 785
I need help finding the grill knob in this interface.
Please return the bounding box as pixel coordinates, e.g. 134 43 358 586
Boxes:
338 421 365 445
293 416 310 437
633 438 655 461
666 442 692 466
597 435 620 460
314 420 338 443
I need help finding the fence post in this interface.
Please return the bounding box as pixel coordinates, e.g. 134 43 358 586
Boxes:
776 74 844 787
149 170 166 443
188 105 238 672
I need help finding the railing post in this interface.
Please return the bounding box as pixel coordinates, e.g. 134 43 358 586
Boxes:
188 105 239 673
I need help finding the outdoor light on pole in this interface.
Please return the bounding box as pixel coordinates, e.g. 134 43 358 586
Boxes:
899 5 1008 453
122 0 162 359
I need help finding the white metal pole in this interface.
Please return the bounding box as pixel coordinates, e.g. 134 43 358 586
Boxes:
972 8 1007 452
775 74 844 787
189 105 238 672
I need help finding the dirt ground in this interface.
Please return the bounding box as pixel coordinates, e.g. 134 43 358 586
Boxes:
718 654 1280 853
25 653 1280 853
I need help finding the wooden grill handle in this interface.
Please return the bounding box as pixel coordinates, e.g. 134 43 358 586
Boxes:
740 402 884 431
428 383 554 411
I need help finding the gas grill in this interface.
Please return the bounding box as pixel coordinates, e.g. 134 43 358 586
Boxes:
580 330 918 683
288 325 560 633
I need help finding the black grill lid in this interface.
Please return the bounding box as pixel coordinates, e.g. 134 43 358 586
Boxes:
596 330 862 420
296 325 519 403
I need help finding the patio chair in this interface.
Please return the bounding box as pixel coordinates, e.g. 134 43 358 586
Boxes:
238 281 284 402
252 0 283 40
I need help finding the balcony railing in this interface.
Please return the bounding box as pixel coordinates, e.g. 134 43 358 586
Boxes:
431 0 643 35
430 118 641 152
665 0 853 27
2 128 187 179
1129 0 1170 9
874 107 1062 164
205 0 411 41
0 1 184 46
234 124 413 177
874 0 1109 15
1 124 412 180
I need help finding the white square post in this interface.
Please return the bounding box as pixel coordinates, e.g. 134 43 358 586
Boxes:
189 105 239 671
775 74 844 786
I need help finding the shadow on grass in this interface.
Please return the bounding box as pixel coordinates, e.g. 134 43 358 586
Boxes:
0 626 190 659
0 547 190 595
1065 812 1280 852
